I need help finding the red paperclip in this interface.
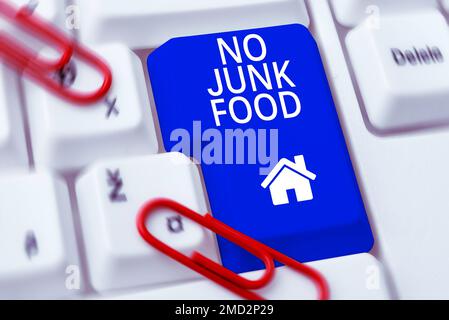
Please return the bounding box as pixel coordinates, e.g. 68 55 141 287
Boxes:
0 1 73 71
137 198 330 300
0 1 112 105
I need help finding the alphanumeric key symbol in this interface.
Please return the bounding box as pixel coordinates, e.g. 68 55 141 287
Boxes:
167 216 184 234
25 231 38 260
105 96 119 118
107 169 127 202
55 61 77 88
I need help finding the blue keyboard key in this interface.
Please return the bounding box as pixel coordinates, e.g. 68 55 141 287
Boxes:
147 24 374 273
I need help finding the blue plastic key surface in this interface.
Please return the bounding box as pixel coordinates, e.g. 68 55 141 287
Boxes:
147 24 374 273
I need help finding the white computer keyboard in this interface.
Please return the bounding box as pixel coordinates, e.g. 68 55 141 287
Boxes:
2 0 449 300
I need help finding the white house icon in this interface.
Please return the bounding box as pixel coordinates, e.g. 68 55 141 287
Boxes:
261 155 316 206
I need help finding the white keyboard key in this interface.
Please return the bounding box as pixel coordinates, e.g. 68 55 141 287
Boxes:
76 0 309 48
330 0 437 28
103 254 391 300
0 66 28 168
76 153 219 292
346 10 449 132
309 0 449 298
0 172 79 299
24 43 158 171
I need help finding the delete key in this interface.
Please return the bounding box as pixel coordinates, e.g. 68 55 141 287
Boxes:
147 24 374 273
